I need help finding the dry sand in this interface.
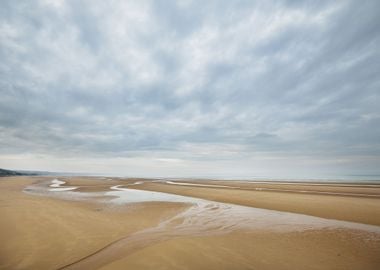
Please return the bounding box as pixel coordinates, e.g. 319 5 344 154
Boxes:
101 230 380 270
1 176 379 270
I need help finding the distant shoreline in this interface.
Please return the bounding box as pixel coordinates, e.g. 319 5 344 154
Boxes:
2 167 380 183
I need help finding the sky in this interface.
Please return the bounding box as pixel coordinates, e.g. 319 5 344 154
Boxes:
1 0 380 179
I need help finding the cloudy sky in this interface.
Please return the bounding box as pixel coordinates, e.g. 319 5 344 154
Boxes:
1 0 379 179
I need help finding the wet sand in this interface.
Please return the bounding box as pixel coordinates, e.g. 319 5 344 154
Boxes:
1 176 380 270
128 179 380 226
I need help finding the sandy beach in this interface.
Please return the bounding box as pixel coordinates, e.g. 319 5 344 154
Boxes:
1 176 380 270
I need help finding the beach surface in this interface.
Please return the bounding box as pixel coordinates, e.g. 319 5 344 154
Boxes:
0 176 379 270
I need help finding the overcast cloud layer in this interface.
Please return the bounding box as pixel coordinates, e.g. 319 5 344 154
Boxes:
1 0 380 178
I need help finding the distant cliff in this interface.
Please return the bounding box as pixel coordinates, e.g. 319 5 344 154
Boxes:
0 168 25 176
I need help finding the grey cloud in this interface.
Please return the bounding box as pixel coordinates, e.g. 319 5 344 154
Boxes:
0 0 379 176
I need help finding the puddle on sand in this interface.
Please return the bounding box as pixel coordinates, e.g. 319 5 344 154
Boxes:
24 179 96 200
105 185 204 204
49 179 78 192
